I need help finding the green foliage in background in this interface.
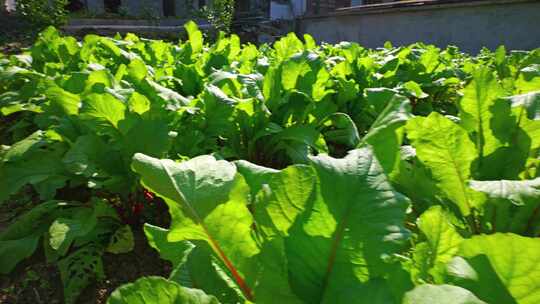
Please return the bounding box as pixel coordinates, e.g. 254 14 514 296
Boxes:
15 0 69 26
200 0 235 33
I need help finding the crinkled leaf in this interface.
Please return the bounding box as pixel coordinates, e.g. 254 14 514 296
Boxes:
469 178 540 205
58 244 104 304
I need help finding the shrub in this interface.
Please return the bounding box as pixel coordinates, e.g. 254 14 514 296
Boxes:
16 0 69 26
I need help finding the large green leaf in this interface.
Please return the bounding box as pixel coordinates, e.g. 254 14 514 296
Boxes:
449 233 540 304
390 146 440 210
131 154 259 301
0 201 66 240
234 160 279 198
475 93 540 179
274 33 305 61
197 85 236 138
511 104 540 152
251 238 304 304
459 67 505 169
468 178 540 234
406 112 484 216
256 148 410 303
127 58 148 82
253 164 317 238
140 79 190 109
107 276 220 304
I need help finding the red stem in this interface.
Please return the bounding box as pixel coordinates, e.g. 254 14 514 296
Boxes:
203 226 254 301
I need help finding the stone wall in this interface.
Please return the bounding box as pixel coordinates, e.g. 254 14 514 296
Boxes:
299 0 540 53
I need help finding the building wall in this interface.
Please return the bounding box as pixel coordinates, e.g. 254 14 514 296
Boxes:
299 0 540 53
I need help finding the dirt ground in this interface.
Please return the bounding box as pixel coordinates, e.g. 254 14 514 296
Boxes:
0 12 38 55
0 187 173 304
0 229 172 304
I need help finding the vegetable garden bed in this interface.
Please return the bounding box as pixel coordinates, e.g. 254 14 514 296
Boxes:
0 21 539 304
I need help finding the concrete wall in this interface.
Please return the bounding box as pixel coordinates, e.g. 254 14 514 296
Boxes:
85 0 193 18
299 0 540 53
124 0 163 18
270 0 307 20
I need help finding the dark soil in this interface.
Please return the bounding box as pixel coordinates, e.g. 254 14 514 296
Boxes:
81 227 173 304
0 12 38 55
0 188 172 304
0 226 172 304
